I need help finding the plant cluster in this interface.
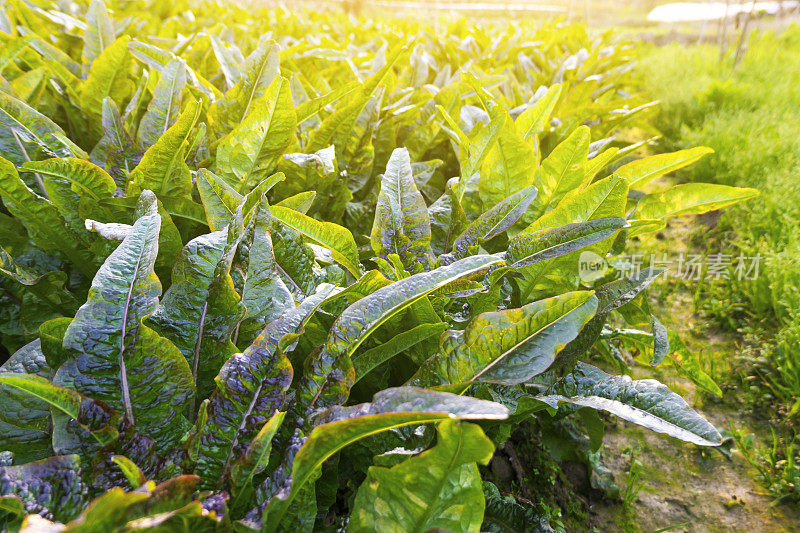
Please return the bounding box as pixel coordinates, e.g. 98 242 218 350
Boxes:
0 0 758 530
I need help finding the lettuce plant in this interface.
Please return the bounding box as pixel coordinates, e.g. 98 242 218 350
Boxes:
0 0 759 531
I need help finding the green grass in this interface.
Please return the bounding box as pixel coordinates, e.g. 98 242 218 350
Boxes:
637 24 800 501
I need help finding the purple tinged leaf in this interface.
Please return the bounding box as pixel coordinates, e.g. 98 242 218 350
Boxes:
294 254 505 422
187 285 334 490
148 209 246 403
0 454 88 523
56 191 194 451
370 147 435 271
450 184 538 260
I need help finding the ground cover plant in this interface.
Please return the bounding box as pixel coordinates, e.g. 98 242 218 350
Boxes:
639 27 800 502
0 0 759 530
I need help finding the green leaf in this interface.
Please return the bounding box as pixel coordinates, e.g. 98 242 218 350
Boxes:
457 112 503 179
0 157 96 275
22 157 116 201
0 454 88 523
235 197 295 346
517 84 562 140
371 147 434 269
0 247 80 316
216 76 296 192
295 254 504 416
230 410 286 497
0 372 126 451
428 177 468 255
189 287 332 490
617 147 714 189
527 125 591 222
479 108 536 209
81 0 114 77
275 190 316 212
411 291 597 388
109 455 146 488
538 362 723 446
271 220 318 298
271 204 361 278
136 59 186 150
207 34 243 90
517 175 628 299
507 217 628 269
295 81 360 123
256 387 508 531
450 184 537 260
127 40 216 102
636 183 759 219
80 35 134 144
148 214 245 402
22 158 118 229
0 340 54 462
57 191 195 450
481 481 553 533
127 99 201 199
0 90 86 159
353 322 448 383
209 41 280 136
306 44 403 154
39 318 74 369
89 97 140 188
275 146 350 221
196 168 242 231
666 330 722 397
552 268 666 374
54 477 213 531
523 175 628 233
348 419 493 533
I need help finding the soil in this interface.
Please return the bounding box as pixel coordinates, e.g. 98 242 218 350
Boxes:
583 208 800 532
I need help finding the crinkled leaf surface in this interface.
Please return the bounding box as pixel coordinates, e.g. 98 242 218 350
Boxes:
271 204 360 278
0 91 86 160
56 192 194 450
526 126 590 223
235 197 294 346
148 217 245 401
411 291 597 388
295 254 505 417
538 362 722 446
0 340 54 462
136 58 186 150
450 184 537 260
127 99 201 199
81 0 115 76
0 454 87 523
189 286 331 490
371 147 433 269
216 76 296 192
0 157 95 275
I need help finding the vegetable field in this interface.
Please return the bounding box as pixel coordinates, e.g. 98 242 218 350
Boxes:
0 0 791 531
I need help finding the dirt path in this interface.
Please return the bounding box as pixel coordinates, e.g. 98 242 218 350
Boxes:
587 212 800 532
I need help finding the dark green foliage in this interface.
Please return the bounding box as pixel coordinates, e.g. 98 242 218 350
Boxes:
0 0 756 530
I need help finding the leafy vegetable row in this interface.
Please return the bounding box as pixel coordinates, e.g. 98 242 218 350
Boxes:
0 0 757 531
